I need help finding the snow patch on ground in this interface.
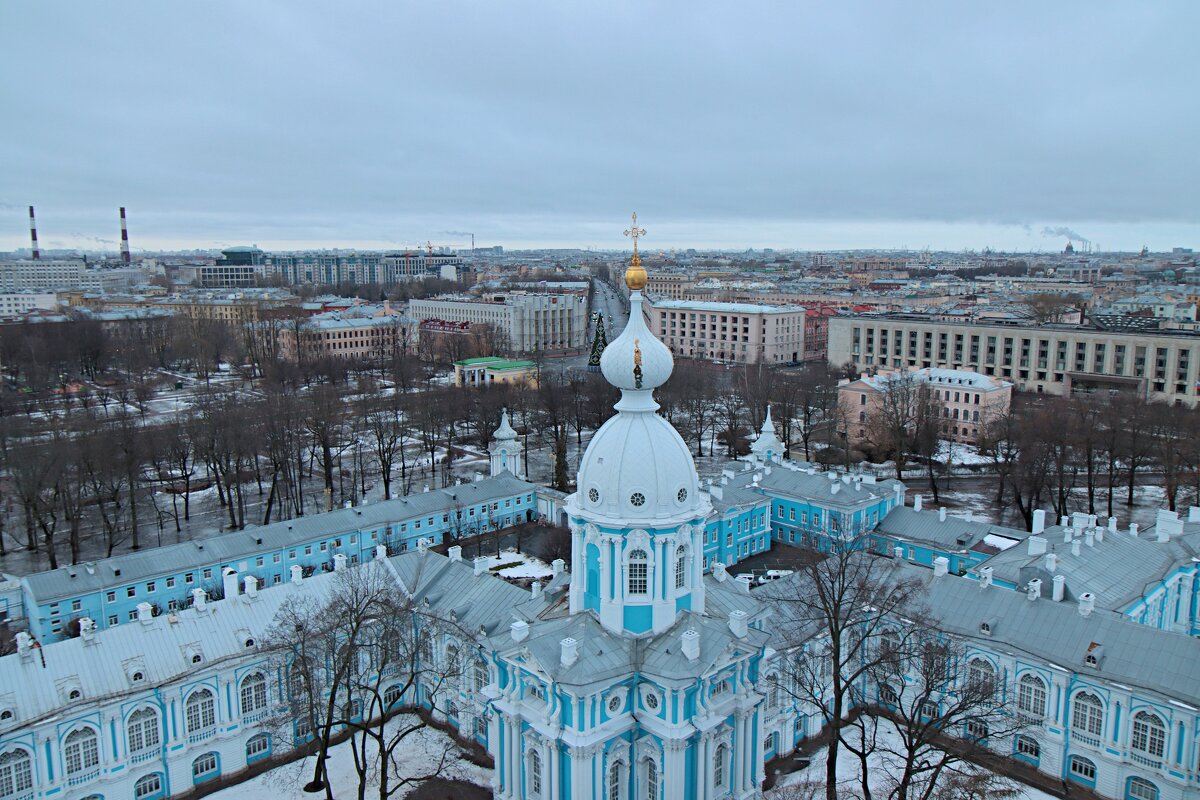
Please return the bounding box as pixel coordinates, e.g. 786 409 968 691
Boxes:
769 720 1056 800
206 715 489 800
484 548 554 579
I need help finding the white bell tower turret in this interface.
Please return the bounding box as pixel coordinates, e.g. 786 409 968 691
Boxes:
565 213 710 636
489 408 523 477
749 405 785 464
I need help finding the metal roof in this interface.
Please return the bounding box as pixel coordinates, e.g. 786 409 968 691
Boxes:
21 474 537 604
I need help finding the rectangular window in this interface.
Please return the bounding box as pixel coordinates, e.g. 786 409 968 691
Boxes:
146 581 155 593
273 554 281 563
106 591 116 603
304 546 312 555
185 573 194 584
109 615 119 626
166 577 176 589
127 587 136 598
255 557 264 567
72 599 82 612
202 569 212 580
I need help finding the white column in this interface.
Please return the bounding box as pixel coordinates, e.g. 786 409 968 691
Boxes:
569 745 590 800
543 738 556 799
664 738 687 800
753 710 766 791
694 733 707 800
738 711 752 795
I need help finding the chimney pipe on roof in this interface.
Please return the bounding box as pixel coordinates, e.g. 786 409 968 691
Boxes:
333 553 348 571
913 494 923 513
137 602 154 624
1032 509 1046 535
243 576 258 598
448 545 463 562
79 618 97 644
1052 573 1066 601
531 580 542 599
290 565 303 583
729 610 749 638
1078 592 1095 616
938 507 947 522
1045 553 1058 572
510 620 529 642
1130 523 1139 538
1027 536 1047 556
978 566 993 589
192 588 208 612
681 629 700 661
375 544 388 559
560 637 578 667
552 558 565 577
1026 578 1042 601
1071 539 1081 557
1190 506 1200 523
933 556 949 577
474 557 488 577
16 632 33 660
222 568 239 599
1108 516 1118 533
1085 531 1095 548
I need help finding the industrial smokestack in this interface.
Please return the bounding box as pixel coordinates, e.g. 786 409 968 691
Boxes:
119 207 131 263
28 206 39 260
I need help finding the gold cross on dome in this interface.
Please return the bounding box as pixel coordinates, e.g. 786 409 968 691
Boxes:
624 212 646 265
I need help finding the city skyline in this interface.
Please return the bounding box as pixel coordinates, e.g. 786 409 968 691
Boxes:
2 2 1197 252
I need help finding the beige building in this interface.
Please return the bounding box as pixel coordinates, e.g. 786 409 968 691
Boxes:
278 305 415 361
409 292 588 353
829 314 1200 407
838 367 1012 447
644 299 806 364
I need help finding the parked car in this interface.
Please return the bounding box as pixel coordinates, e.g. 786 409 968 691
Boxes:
757 569 795 585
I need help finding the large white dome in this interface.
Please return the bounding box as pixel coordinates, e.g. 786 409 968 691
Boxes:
575 409 702 525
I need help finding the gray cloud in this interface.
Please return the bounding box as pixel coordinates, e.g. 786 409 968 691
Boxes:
0 1 1197 251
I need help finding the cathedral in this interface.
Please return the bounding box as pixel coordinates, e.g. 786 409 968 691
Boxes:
482 226 774 799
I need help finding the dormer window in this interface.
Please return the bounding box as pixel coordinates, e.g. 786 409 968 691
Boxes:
0 708 13 722
132 671 145 682
191 655 202 664
68 689 82 701
1084 654 1098 667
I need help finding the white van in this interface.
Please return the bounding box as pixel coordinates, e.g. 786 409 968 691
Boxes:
757 569 795 585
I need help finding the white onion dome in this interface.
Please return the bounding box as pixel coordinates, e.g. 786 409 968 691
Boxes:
577 289 705 525
493 408 517 441
599 292 673 396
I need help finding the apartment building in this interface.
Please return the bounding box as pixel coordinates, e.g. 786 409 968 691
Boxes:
277 305 416 361
829 314 1200 406
838 367 1013 446
409 292 588 353
0 260 85 290
644 299 806 364
0 292 57 316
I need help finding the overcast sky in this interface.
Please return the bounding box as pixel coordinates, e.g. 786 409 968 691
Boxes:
1 2 1197 253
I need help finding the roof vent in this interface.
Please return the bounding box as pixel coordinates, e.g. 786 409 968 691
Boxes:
681 629 700 661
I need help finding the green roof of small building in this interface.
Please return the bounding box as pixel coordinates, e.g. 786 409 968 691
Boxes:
455 356 506 366
487 360 537 372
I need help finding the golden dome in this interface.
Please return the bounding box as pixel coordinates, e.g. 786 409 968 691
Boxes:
625 256 647 291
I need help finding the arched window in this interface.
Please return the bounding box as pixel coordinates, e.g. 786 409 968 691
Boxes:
192 751 219 782
0 749 34 798
609 760 624 800
246 734 270 761
1132 711 1166 758
675 546 687 589
134 772 164 799
127 707 160 753
645 757 659 800
714 744 727 788
384 684 403 708
878 629 900 662
185 688 216 733
1068 755 1096 783
446 643 460 670
240 673 268 716
63 728 99 775
1127 776 1160 800
628 550 648 595
966 659 995 692
1017 674 1047 719
1015 735 1040 763
528 748 542 796
1071 693 1104 738
473 660 489 692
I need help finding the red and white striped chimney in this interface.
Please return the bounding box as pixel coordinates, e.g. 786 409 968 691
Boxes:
28 206 40 260
119 207 131 263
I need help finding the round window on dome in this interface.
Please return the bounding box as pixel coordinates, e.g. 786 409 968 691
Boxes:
630 492 646 507
588 487 599 504
677 488 688 503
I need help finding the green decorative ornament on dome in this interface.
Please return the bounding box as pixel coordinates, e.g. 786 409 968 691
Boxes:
587 312 608 372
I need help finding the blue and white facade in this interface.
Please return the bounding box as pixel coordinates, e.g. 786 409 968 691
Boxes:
482 281 776 799
18 474 538 642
